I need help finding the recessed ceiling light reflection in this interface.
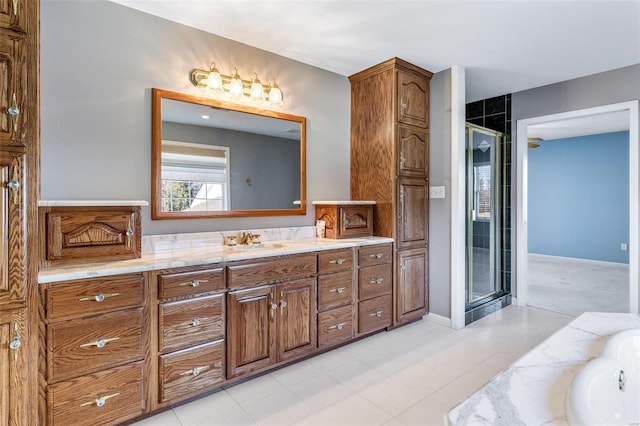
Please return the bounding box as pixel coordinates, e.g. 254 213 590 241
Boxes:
201 114 210 119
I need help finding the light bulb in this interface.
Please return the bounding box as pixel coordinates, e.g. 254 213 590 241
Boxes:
268 80 283 105
207 62 223 91
229 68 244 97
250 73 265 102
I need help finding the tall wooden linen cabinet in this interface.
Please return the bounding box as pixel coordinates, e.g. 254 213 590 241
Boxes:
0 0 39 424
349 58 431 325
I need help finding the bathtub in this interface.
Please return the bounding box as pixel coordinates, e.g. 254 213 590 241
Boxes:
566 328 640 426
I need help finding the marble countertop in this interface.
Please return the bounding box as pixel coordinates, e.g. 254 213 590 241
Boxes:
311 200 376 205
448 312 640 425
38 199 149 207
38 235 393 284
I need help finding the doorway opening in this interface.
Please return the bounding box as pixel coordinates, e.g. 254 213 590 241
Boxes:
515 101 639 314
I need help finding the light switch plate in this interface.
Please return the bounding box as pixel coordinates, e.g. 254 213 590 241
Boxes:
430 186 445 199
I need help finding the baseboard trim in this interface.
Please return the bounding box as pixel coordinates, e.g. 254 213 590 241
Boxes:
425 313 452 328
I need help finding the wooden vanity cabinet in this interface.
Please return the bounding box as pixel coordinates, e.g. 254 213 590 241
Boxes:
42 273 148 426
155 265 226 405
356 244 393 335
227 254 317 379
350 58 431 326
314 203 374 239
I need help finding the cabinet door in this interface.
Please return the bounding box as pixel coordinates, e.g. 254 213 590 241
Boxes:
397 178 428 249
227 285 276 379
396 248 428 324
0 30 26 147
276 278 317 362
397 71 429 128
0 309 28 425
0 0 26 33
0 152 24 309
397 125 428 177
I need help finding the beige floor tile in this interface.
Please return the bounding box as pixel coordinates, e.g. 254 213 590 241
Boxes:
174 390 240 425
294 394 393 426
226 374 285 406
241 389 311 426
190 408 255 426
382 417 408 426
130 409 183 426
326 358 386 392
268 360 319 387
396 397 449 426
357 376 426 416
287 373 353 410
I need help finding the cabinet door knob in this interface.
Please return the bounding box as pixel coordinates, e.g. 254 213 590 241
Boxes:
9 323 20 361
79 292 120 302
79 336 120 348
79 392 120 408
329 287 346 294
11 0 18 16
329 259 345 265
8 93 19 134
329 322 347 330
369 278 384 285
180 365 210 377
369 253 384 259
179 279 208 287
7 165 20 205
369 310 383 317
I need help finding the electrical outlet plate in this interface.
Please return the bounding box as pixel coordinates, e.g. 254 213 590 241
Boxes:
430 186 445 199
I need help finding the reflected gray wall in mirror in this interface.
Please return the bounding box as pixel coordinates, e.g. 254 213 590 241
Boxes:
152 88 306 219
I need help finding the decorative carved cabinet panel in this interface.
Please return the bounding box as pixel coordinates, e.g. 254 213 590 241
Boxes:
0 0 25 32
0 29 25 147
350 57 432 326
0 309 28 425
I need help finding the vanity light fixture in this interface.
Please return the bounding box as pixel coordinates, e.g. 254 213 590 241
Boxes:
191 61 284 106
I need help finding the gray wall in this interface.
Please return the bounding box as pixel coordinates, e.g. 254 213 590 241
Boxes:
41 1 350 234
163 123 300 210
429 69 452 318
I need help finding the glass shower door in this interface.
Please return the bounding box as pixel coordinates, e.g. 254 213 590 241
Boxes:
466 124 501 305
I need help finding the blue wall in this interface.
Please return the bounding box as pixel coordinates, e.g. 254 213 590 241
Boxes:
528 131 629 263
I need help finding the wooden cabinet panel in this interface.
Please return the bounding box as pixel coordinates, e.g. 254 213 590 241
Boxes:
0 0 25 33
358 244 392 267
318 270 353 311
358 264 392 300
159 341 224 404
0 151 24 309
277 278 317 362
158 267 225 300
228 254 316 288
227 285 275 378
397 248 428 324
315 204 373 239
318 305 353 348
397 125 428 177
0 309 28 425
397 178 428 249
0 29 26 147
159 294 224 354
397 70 429 128
48 308 144 382
48 361 144 426
358 294 392 335
41 206 142 266
317 248 354 274
45 274 144 320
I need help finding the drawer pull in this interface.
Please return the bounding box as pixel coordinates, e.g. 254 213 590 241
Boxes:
79 392 120 408
79 292 120 302
182 317 208 327
329 259 346 265
11 0 18 16
125 219 133 248
369 253 384 259
330 287 346 294
9 323 20 361
80 337 120 348
369 310 383 318
179 279 208 288
369 278 384 285
180 365 210 377
328 322 347 330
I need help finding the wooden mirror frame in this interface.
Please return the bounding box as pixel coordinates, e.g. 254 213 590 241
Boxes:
151 88 307 220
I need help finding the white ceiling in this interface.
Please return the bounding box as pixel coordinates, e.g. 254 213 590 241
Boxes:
109 0 640 102
528 110 630 141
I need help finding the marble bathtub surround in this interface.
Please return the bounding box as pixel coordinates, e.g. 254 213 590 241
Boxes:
448 312 640 425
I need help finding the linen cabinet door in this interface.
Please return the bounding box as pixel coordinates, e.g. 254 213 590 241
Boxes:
0 151 24 308
397 178 428 249
396 70 429 128
396 248 428 324
276 278 317 362
397 125 428 178
0 30 26 146
0 309 28 425
227 285 276 379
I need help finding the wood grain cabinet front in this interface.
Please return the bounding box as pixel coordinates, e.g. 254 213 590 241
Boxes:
158 267 225 299
358 295 392 335
317 248 354 274
318 304 353 348
314 204 373 239
159 340 224 403
358 264 392 300
318 270 353 311
47 361 145 426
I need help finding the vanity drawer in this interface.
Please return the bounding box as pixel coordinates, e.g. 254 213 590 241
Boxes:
158 267 225 300
358 264 392 300
358 244 392 267
48 361 144 426
358 294 392 335
317 248 354 274
45 274 144 320
228 254 316 288
48 308 144 382
159 340 225 404
318 305 353 348
159 294 225 353
318 270 353 311
40 206 142 267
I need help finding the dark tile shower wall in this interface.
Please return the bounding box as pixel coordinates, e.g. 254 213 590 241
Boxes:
465 94 512 325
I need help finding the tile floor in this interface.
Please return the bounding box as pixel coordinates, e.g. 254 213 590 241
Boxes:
528 253 629 316
132 306 572 426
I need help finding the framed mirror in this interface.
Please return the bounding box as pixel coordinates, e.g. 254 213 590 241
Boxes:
152 88 306 219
